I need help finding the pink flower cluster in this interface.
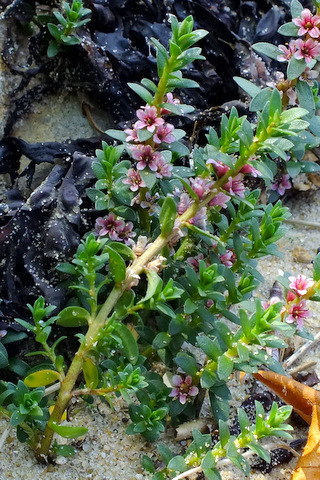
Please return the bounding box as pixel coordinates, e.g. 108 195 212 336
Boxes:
95 213 136 245
123 97 179 191
206 158 262 199
270 174 291 196
278 9 320 70
284 274 315 329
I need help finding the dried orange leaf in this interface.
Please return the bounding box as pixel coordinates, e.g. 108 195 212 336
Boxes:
253 370 320 424
291 404 320 480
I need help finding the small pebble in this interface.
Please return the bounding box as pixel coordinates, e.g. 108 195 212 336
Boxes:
292 246 312 264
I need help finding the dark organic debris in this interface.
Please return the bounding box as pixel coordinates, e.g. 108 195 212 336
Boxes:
0 152 96 322
251 438 306 473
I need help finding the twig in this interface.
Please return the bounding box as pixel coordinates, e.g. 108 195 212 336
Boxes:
288 360 317 376
172 466 202 480
0 426 10 451
171 442 296 480
44 382 61 396
283 218 320 229
284 330 320 368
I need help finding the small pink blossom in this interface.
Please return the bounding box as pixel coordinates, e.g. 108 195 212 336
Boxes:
161 93 181 114
286 300 309 329
287 290 296 302
95 213 124 236
122 168 146 191
299 67 319 85
177 192 193 215
95 213 136 245
270 174 291 196
139 192 160 215
186 253 205 272
168 374 199 405
153 123 175 144
130 144 162 171
206 158 230 177
287 87 298 105
262 296 282 310
135 105 164 132
190 177 214 200
219 250 236 268
240 163 262 178
208 192 230 208
188 207 207 230
292 9 320 38
294 38 320 63
288 274 315 296
278 41 297 62
154 156 173 179
223 174 246 198
124 127 139 143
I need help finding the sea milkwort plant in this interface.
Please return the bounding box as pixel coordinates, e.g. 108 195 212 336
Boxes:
2 7 320 478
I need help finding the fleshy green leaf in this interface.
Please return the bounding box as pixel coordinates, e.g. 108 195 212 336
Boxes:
106 246 127 285
287 57 310 80
159 196 177 236
277 22 299 36
291 0 303 18
128 83 154 103
49 422 88 438
113 322 139 364
83 357 99 389
233 77 261 98
24 369 61 388
0 343 8 368
56 306 90 327
252 42 281 61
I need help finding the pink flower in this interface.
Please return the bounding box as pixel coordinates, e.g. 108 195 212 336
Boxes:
294 38 320 63
95 213 135 245
222 174 246 198
208 192 230 209
139 192 160 215
95 213 125 236
219 250 236 268
286 300 309 329
124 127 139 143
288 274 315 296
122 168 146 191
154 156 173 179
190 177 214 200
168 375 199 405
299 67 319 85
240 164 262 177
153 123 175 144
186 253 205 272
116 222 136 246
188 207 207 230
135 105 164 132
287 290 296 302
278 40 297 62
206 158 230 177
292 9 320 38
177 192 193 215
262 296 282 310
270 174 291 196
161 93 181 115
130 144 162 171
